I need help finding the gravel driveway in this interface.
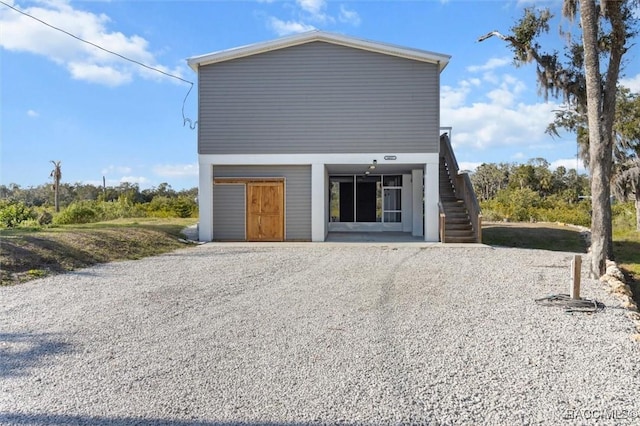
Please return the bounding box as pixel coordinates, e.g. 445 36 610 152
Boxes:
1 243 639 425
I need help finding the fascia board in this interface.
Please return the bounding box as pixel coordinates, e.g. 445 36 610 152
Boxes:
187 31 451 72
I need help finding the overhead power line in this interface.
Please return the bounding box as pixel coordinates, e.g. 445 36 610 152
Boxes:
0 0 197 129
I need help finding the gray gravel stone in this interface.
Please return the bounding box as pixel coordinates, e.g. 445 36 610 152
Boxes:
1 243 639 425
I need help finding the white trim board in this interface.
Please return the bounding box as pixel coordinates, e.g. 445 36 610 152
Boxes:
188 31 450 72
199 153 439 166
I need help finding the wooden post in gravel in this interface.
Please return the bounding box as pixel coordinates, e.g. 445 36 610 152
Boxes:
571 255 582 299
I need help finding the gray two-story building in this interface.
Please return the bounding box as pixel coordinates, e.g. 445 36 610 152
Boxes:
188 31 479 243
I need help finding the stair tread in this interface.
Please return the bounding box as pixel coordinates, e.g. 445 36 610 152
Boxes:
445 219 472 225
444 238 477 243
440 158 479 243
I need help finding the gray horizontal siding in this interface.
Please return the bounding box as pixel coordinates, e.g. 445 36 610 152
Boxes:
213 165 311 241
198 41 439 155
212 184 245 241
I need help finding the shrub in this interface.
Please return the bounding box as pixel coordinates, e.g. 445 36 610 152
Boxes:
0 200 34 228
38 210 53 226
53 199 149 225
172 196 196 218
144 196 197 218
480 189 591 227
17 219 43 230
535 205 591 227
612 201 636 232
145 196 174 218
95 198 145 221
486 188 543 222
53 201 98 225
479 206 505 222
507 188 543 221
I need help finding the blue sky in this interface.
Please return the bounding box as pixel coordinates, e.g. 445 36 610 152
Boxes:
2 0 639 190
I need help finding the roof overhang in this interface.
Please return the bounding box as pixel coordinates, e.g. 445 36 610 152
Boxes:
187 30 451 73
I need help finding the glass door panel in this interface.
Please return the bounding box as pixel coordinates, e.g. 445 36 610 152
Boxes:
329 174 401 227
383 184 401 223
329 176 354 222
355 175 381 222
383 212 402 223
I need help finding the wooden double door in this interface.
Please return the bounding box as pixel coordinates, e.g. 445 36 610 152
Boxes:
246 181 284 241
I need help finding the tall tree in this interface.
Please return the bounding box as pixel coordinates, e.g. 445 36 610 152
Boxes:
471 163 510 201
556 87 640 229
479 0 637 277
549 87 640 168
614 88 640 156
50 160 62 213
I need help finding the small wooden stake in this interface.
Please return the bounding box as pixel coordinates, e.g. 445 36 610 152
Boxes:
571 255 582 299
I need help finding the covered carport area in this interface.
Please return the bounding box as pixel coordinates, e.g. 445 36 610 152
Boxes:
311 155 440 242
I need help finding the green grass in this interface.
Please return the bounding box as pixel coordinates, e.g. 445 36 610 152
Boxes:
0 217 197 286
482 222 587 253
27 269 48 278
483 220 640 304
613 228 640 303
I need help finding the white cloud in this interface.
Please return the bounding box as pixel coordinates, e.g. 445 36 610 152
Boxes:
101 165 132 175
295 0 334 24
467 57 511 73
512 152 525 160
0 1 182 86
440 79 481 109
338 5 361 26
153 163 198 178
297 0 325 15
27 109 39 117
486 74 526 107
263 0 360 35
442 72 559 151
443 101 558 150
441 85 470 109
267 16 315 36
550 158 587 173
85 176 153 189
68 62 132 86
83 178 119 187
120 176 150 185
486 87 516 107
620 73 640 93
458 162 482 172
481 71 500 85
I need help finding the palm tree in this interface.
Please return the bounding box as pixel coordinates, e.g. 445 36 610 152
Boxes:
50 160 62 212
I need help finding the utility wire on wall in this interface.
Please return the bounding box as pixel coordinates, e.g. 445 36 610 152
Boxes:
0 0 198 129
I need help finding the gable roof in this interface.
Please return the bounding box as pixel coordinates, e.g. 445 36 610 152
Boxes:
187 30 451 72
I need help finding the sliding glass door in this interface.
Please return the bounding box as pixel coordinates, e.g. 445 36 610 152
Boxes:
383 175 402 224
329 175 402 231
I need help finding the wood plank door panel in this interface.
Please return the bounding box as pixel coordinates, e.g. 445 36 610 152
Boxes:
246 182 284 241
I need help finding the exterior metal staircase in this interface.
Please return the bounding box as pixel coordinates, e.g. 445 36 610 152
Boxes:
439 132 482 243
